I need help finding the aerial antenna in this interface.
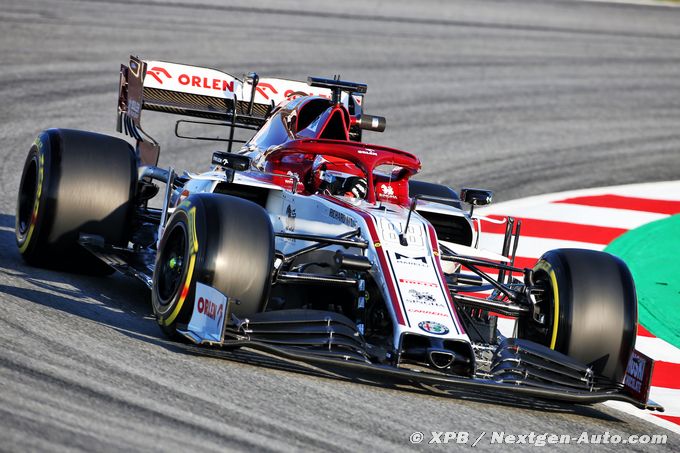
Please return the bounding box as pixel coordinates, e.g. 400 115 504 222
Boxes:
332 74 341 104
308 76 367 106
245 72 259 115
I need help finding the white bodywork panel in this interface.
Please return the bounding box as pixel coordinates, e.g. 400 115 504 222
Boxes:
181 169 474 349
265 190 471 347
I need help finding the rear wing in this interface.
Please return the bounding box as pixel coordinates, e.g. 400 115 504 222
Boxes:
117 56 364 165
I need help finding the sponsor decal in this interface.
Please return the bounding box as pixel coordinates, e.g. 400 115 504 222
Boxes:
381 184 395 197
128 99 141 118
129 59 141 77
408 309 448 317
187 283 228 342
147 66 172 84
197 295 224 324
418 320 450 335
395 253 428 267
358 148 378 156
399 278 438 288
378 184 398 201
406 289 440 305
178 73 234 92
145 64 235 93
329 208 357 228
623 349 654 402
255 82 278 100
285 204 296 231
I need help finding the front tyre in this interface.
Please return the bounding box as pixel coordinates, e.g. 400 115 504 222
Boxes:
518 249 637 383
152 194 274 337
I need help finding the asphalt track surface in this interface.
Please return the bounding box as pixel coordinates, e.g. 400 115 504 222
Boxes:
1 0 679 451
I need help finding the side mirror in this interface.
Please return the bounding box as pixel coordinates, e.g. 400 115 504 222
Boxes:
353 114 386 132
460 188 493 206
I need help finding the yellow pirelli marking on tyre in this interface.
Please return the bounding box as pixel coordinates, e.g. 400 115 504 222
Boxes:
164 207 199 326
534 261 560 349
19 150 44 254
547 269 560 349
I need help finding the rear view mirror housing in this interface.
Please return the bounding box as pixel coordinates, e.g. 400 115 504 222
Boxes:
460 188 493 206
212 151 251 171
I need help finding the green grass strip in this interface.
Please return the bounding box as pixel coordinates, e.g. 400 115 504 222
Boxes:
605 214 680 349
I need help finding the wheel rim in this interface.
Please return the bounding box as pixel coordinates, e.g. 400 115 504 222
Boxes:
17 157 38 236
156 223 188 306
520 271 556 347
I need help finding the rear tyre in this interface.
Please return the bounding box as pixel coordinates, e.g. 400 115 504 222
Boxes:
152 193 274 337
518 249 637 383
15 129 137 274
408 180 461 209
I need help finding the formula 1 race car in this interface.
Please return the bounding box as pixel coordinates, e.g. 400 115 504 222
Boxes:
15 56 661 411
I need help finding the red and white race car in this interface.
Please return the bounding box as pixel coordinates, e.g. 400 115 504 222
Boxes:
15 56 660 411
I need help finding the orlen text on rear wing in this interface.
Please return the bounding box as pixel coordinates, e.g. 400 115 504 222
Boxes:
116 55 364 165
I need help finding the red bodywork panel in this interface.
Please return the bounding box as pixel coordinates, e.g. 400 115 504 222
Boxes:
242 97 421 206
261 139 421 204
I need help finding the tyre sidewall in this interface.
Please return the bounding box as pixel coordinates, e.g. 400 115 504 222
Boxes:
152 194 274 335
152 198 205 330
16 133 52 263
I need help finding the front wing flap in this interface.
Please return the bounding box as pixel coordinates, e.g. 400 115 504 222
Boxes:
176 334 664 412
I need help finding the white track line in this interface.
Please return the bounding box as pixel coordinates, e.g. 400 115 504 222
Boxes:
479 233 604 258
604 401 680 435
484 180 680 208
636 337 680 364
479 203 666 230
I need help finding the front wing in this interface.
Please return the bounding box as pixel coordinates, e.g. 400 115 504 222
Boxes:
174 297 663 413
175 336 664 412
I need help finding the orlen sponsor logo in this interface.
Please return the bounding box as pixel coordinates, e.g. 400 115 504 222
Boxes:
179 73 234 92
260 84 331 101
146 65 235 92
147 66 172 84
197 296 224 324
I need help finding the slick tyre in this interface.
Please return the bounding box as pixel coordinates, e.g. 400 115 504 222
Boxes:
408 180 461 209
15 129 137 274
152 194 274 338
518 249 637 383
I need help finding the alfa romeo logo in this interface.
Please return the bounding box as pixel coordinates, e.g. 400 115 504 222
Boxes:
418 321 449 335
